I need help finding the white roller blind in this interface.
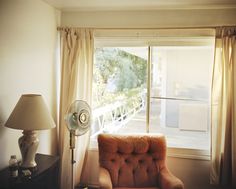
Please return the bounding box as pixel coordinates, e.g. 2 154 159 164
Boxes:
94 28 215 47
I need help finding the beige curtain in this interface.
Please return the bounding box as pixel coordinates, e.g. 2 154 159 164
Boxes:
211 27 236 187
59 28 94 189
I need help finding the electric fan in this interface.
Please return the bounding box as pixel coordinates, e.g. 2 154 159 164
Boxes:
65 100 91 189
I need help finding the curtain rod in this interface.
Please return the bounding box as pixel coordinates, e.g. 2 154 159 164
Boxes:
57 25 236 31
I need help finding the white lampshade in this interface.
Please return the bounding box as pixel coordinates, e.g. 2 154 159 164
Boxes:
5 94 55 130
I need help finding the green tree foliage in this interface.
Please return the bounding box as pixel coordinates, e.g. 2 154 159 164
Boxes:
117 50 147 90
94 47 147 90
93 47 147 107
94 48 119 84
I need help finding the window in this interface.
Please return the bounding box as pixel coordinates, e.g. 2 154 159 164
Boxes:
91 34 214 154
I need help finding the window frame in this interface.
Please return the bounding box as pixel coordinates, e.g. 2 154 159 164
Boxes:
91 30 215 159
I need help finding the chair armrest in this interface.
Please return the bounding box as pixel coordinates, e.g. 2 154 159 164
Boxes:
159 167 184 189
99 167 113 189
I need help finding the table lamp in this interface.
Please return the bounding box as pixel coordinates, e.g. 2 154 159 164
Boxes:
5 94 56 169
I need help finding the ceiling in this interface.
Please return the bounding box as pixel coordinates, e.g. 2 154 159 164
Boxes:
43 0 236 11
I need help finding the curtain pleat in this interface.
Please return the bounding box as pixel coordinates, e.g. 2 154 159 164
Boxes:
59 28 94 189
211 27 236 187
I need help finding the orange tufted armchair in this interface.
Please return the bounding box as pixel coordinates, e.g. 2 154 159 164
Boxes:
98 134 184 189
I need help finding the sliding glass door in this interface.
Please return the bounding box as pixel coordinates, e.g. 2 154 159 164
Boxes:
149 46 214 150
91 36 214 151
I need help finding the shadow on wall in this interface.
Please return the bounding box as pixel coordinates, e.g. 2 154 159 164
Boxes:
0 107 22 169
0 125 6 145
0 101 7 137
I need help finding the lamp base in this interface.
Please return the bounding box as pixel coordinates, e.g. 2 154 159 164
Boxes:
19 130 39 168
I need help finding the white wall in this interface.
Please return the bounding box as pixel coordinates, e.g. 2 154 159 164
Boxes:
0 0 60 169
62 7 236 189
61 9 236 28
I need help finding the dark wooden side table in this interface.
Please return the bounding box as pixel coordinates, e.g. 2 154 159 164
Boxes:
0 153 59 189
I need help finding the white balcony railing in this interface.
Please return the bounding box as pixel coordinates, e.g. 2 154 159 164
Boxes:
91 93 145 138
